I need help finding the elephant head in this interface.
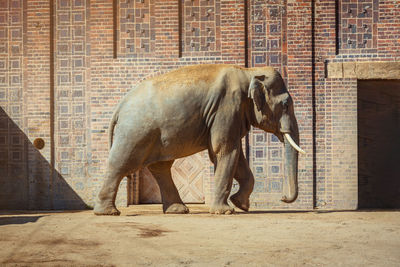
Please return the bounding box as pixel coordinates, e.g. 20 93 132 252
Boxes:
248 71 305 203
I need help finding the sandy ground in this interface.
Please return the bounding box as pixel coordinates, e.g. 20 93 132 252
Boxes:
0 205 399 267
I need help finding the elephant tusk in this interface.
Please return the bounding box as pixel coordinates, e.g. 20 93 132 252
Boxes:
284 134 306 154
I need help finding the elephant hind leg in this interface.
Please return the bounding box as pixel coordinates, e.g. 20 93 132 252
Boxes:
94 165 128 216
148 161 189 214
94 141 142 216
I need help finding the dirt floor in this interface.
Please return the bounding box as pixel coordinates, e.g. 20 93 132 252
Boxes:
0 205 399 267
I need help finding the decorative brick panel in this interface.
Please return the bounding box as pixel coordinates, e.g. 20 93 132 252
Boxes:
53 0 90 208
249 0 287 72
338 0 378 52
247 0 304 210
0 0 28 209
119 0 156 55
180 0 221 56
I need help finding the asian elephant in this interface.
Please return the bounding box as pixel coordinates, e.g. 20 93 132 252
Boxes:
94 64 305 216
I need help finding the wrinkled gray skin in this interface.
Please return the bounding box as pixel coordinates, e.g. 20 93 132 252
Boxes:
94 64 300 215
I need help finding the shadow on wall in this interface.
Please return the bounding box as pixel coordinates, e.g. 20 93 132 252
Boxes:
0 107 88 210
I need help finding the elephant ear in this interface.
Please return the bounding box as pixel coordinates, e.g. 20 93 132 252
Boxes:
248 75 267 111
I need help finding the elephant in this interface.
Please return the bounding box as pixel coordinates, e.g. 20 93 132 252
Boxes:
94 64 305 216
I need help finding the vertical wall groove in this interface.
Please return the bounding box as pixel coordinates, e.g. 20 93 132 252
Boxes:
178 0 182 57
311 0 316 209
244 0 250 161
113 0 118 58
49 0 55 208
244 0 249 68
335 0 339 55
23 0 29 207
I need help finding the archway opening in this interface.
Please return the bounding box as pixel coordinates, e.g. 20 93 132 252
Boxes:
358 80 400 209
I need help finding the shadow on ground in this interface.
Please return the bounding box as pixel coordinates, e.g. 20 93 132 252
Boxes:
0 216 43 226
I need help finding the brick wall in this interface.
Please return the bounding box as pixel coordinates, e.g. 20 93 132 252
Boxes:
0 0 398 210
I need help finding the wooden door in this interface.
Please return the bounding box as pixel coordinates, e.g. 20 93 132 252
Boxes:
139 152 209 204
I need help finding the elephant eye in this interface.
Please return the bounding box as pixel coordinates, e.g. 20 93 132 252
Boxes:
282 99 288 111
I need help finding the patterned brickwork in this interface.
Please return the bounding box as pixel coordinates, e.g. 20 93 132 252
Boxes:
25 0 55 209
0 0 28 208
119 0 156 55
180 0 221 56
249 0 287 71
0 0 86 210
247 0 297 209
338 0 378 52
53 0 90 208
259 0 313 209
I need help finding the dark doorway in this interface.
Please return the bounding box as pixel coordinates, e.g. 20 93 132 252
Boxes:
358 80 400 209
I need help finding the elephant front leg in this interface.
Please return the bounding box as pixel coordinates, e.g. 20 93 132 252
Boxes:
148 160 189 214
209 143 240 215
230 147 255 212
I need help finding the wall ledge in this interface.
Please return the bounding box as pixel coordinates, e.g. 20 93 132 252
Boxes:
327 61 400 79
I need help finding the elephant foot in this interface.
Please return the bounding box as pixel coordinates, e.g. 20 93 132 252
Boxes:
164 203 189 214
93 202 121 216
210 204 235 215
230 193 250 212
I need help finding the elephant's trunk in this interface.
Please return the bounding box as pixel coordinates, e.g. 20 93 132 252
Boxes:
281 130 300 203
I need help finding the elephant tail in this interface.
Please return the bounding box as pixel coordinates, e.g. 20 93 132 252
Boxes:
109 86 137 150
108 104 120 150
